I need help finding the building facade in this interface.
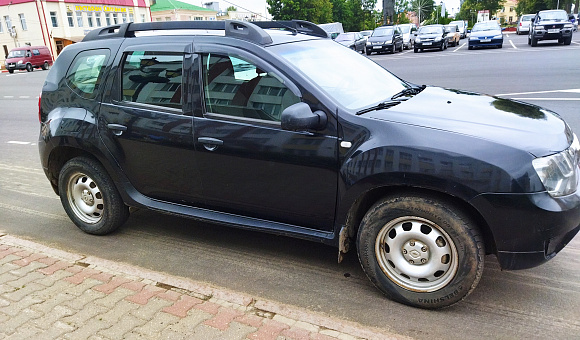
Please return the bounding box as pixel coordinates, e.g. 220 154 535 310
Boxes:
495 0 518 24
150 0 216 22
0 0 152 68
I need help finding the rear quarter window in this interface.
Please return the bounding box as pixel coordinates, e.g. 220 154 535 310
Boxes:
66 49 110 99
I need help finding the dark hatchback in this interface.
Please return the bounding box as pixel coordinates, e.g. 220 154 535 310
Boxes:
414 24 447 52
468 21 504 49
365 26 403 55
39 20 580 309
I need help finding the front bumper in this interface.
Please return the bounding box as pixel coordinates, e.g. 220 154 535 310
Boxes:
531 28 573 41
5 63 26 71
469 38 503 48
470 189 580 270
366 43 395 53
415 40 444 50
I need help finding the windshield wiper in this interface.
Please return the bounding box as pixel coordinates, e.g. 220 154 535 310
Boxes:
356 100 402 115
390 84 426 100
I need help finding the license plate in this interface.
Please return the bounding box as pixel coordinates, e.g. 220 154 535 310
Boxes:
548 29 560 33
423 42 432 45
481 39 491 43
373 46 381 49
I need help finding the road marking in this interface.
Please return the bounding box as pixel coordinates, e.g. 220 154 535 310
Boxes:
7 141 33 145
453 43 466 52
509 40 517 49
496 89 580 96
400 50 413 55
3 96 14 98
19 96 30 99
511 98 580 101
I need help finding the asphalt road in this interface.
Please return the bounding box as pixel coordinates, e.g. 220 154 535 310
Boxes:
1 33 580 339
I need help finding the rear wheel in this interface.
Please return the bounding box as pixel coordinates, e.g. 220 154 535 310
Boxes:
59 157 129 235
357 194 484 309
41 62 49 70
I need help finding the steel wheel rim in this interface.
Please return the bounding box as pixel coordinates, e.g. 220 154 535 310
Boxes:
67 172 104 224
375 216 458 292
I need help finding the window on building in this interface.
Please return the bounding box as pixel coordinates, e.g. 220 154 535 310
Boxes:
194 17 203 21
113 13 118 24
76 12 83 27
141 14 146 23
510 7 514 12
4 16 12 32
165 17 171 21
106 13 111 26
121 51 184 110
129 13 134 22
50 12 58 27
19 14 27 31
0 18 4 33
67 12 74 27
95 13 102 26
88 13 94 27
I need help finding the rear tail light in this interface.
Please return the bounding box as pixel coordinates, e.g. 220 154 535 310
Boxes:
38 92 42 122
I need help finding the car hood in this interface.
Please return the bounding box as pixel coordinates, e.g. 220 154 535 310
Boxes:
417 33 441 39
368 36 393 42
470 29 502 38
537 19 569 26
366 87 571 157
337 40 354 46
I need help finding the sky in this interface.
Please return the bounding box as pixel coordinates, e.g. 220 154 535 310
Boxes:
190 0 462 18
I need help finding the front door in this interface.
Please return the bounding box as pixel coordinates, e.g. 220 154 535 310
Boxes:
193 51 339 230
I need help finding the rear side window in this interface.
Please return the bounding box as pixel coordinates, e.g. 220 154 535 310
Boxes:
32 49 40 56
66 49 110 99
121 51 184 110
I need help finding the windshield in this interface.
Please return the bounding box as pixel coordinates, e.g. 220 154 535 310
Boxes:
450 21 464 28
472 22 500 32
398 26 410 33
538 11 568 21
521 15 534 21
7 50 26 58
335 33 354 42
418 26 442 34
445 25 457 32
372 27 394 37
270 40 407 110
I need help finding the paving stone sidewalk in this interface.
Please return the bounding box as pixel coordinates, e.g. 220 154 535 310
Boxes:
0 233 407 340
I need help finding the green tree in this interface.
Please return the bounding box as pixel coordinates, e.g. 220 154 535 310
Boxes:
516 0 574 15
266 0 333 23
328 0 378 31
456 0 505 27
226 6 237 11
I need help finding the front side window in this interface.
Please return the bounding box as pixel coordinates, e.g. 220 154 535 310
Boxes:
121 52 184 110
66 50 110 99
202 53 300 122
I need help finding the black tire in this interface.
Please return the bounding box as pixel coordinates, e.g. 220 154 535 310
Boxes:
468 45 473 50
26 64 33 72
58 157 129 235
8 69 14 74
391 45 396 54
531 36 538 47
414 48 419 53
498 44 503 48
357 194 484 309
366 50 372 55
42 62 49 70
564 36 572 45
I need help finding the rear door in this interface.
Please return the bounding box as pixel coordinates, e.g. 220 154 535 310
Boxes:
98 40 203 205
192 47 339 230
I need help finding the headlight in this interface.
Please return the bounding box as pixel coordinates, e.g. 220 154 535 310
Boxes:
493 35 503 39
434 36 442 42
415 37 421 43
366 42 371 46
17 60 23 64
534 25 544 30
384 39 392 44
469 36 477 40
564 24 573 28
533 134 580 197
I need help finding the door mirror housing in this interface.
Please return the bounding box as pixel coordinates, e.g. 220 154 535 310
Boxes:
281 102 327 132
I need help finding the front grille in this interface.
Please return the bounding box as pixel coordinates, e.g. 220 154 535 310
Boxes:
543 24 564 29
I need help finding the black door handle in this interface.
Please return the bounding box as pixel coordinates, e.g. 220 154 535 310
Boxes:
107 124 127 136
198 137 223 151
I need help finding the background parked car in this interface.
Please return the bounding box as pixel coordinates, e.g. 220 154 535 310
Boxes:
444 24 461 46
517 14 535 35
449 20 468 38
414 24 447 52
366 26 403 55
360 30 373 40
395 23 417 50
4 45 52 73
528 9 573 46
468 21 504 49
335 32 366 53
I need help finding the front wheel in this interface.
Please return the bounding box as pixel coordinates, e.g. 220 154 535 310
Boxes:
26 64 33 72
59 157 129 235
357 194 484 309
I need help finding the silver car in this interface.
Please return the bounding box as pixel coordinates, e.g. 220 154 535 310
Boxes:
517 14 534 35
395 23 417 49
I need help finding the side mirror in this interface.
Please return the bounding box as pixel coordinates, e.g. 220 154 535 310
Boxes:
281 102 327 132
530 18 535 23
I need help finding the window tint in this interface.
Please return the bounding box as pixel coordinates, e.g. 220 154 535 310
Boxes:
121 52 184 110
202 54 300 122
66 50 110 99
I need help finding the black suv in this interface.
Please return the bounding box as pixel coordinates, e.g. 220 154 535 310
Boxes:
529 9 574 46
39 20 580 309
